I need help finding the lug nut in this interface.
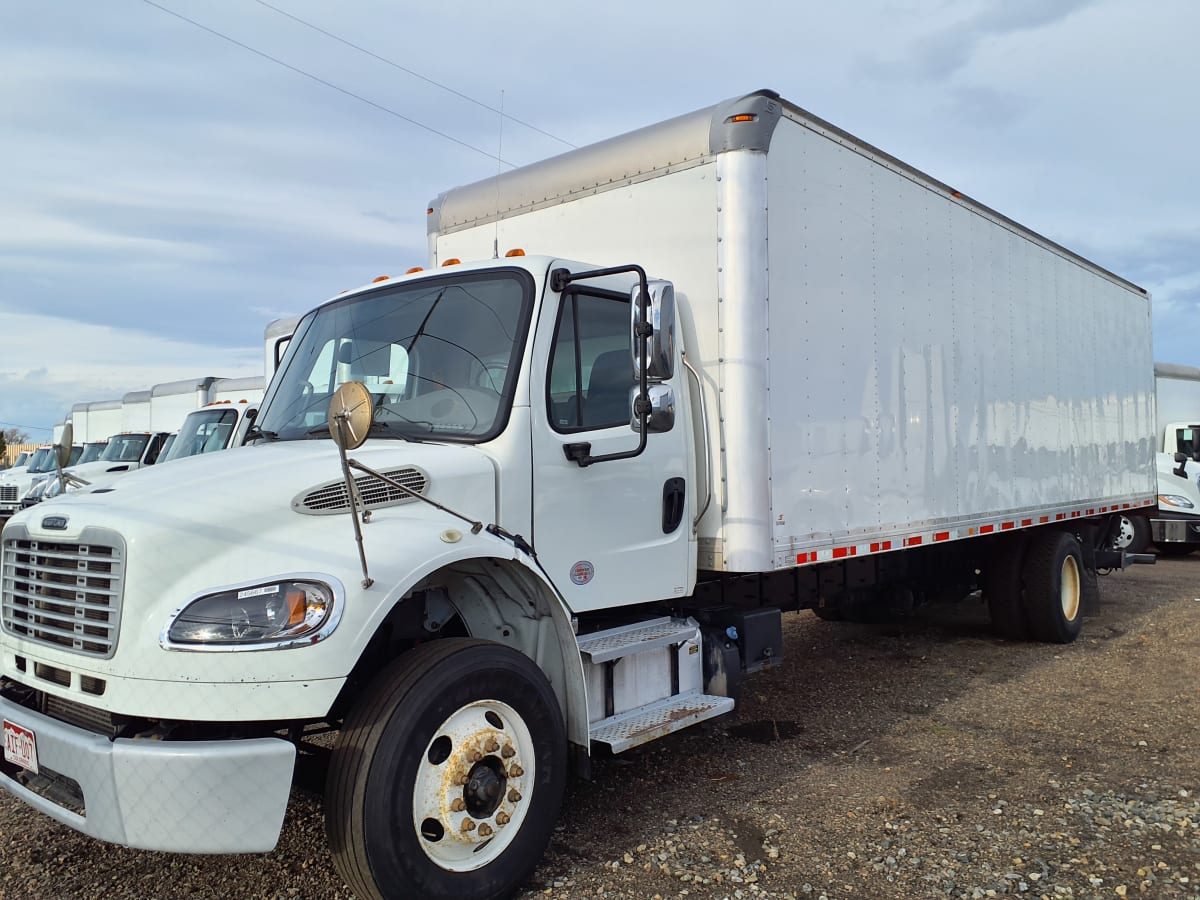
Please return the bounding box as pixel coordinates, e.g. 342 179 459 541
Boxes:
500 744 516 758
485 738 500 753
496 811 511 825
458 773 470 785
508 764 524 778
469 750 482 762
450 798 465 812
507 789 522 803
461 818 476 833
478 823 493 837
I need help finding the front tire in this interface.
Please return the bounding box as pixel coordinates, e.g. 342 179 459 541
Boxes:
1111 514 1151 554
326 639 567 900
1021 530 1085 644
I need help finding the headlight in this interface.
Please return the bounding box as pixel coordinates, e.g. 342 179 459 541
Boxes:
1159 494 1195 509
43 478 63 499
164 579 337 648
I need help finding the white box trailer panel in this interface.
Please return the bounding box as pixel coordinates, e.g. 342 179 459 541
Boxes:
150 377 218 433
121 390 152 433
1153 362 1200 451
87 399 123 442
431 90 1155 572
208 375 264 406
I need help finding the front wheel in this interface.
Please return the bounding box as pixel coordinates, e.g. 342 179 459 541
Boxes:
326 639 567 900
1110 514 1151 554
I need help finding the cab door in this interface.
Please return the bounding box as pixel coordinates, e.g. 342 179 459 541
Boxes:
529 274 694 613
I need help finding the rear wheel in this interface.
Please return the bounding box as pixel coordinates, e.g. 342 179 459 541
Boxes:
326 639 567 900
984 536 1029 640
1021 531 1084 644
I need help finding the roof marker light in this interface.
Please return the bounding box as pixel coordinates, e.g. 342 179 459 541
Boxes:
727 114 757 123
505 248 526 257
372 275 389 283
406 266 424 274
442 258 461 267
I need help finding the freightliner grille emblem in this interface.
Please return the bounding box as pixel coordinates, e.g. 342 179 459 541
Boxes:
41 515 69 531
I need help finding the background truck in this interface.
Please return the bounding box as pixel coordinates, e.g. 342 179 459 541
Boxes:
1131 362 1200 554
0 90 1155 900
158 376 265 463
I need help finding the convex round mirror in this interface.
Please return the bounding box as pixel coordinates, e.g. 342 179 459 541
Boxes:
54 423 74 469
328 381 373 451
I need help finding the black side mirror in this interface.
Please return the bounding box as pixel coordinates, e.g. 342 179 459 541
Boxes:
1174 452 1189 478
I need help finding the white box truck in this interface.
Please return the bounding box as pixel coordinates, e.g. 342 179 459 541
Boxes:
158 376 266 463
1132 362 1200 553
0 90 1155 900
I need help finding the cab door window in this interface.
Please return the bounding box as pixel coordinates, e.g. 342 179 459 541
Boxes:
547 290 633 432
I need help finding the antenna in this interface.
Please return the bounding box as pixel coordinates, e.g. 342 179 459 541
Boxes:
493 90 505 260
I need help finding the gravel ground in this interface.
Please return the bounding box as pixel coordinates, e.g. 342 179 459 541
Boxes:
1 558 1197 899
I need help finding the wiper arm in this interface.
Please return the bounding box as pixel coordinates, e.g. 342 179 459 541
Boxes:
245 426 280 442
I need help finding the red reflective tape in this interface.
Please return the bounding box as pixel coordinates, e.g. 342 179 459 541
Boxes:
1056 514 1065 521
906 536 923 546
882 540 892 550
980 524 994 534
1040 516 1050 524
1086 509 1095 516
1071 511 1081 518
1001 522 1015 531
1021 519 1032 527
870 542 881 552
934 531 950 542
832 547 849 559
1122 503 1131 509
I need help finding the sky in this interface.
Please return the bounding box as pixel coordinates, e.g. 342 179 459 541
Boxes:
2 0 1198 440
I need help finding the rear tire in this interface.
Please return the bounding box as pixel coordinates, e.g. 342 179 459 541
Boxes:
1021 531 1084 644
984 536 1029 640
326 638 567 900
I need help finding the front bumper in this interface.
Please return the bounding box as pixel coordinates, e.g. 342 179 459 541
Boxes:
1150 511 1200 545
0 693 295 853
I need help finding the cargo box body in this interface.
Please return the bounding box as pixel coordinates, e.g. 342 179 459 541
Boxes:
431 90 1156 573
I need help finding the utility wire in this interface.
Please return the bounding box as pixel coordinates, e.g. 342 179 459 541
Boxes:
140 0 515 167
250 0 576 150
0 421 52 434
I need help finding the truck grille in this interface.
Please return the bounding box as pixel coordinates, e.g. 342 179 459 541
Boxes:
294 467 428 515
1 536 124 659
0 485 17 504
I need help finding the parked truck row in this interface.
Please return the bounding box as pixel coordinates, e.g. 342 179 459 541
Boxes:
0 90 1163 900
0 328 306 514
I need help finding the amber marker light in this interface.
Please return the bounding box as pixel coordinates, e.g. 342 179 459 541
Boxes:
505 248 526 257
726 114 756 123
442 258 461 267
371 275 389 283
406 266 424 274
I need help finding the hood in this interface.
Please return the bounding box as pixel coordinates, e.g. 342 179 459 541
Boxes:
34 438 499 531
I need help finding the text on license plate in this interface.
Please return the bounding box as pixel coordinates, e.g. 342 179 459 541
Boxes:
2 720 39 775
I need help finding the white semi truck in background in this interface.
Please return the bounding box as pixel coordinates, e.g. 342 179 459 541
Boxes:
0 90 1156 900
1119 362 1200 555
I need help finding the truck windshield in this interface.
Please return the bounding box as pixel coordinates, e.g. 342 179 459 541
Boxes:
162 409 239 461
26 449 55 474
77 443 106 465
255 269 533 443
99 434 150 463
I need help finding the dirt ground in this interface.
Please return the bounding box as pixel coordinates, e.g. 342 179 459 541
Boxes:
1 558 1197 899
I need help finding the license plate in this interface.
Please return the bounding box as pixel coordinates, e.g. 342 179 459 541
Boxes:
2 720 39 775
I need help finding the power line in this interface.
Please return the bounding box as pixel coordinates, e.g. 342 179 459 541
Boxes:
250 0 576 150
140 0 516 167
0 421 53 434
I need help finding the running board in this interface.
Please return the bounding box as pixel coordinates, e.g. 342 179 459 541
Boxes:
589 692 734 753
577 617 699 664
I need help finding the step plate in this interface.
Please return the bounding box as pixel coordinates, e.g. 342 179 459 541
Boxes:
577 617 698 664
590 692 735 753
